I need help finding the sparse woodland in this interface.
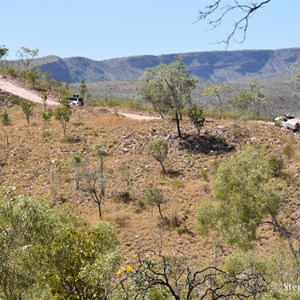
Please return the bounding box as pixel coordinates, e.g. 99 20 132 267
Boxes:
1 49 300 298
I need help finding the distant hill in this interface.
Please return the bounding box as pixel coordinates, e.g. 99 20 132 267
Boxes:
30 48 300 83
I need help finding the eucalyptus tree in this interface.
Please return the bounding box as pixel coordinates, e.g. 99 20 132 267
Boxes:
146 188 169 219
140 58 197 138
16 47 39 69
197 144 300 262
17 47 40 69
203 83 231 118
0 190 120 300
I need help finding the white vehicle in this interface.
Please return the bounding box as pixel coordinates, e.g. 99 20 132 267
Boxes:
274 114 300 131
68 95 84 106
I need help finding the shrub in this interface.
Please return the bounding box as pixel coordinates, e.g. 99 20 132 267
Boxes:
269 154 284 177
1 110 10 125
187 104 205 135
147 139 169 174
146 188 169 219
42 109 53 123
282 144 294 159
20 100 35 124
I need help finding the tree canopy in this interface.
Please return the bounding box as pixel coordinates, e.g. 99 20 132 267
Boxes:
0 190 120 299
197 144 285 250
140 58 197 138
16 47 39 69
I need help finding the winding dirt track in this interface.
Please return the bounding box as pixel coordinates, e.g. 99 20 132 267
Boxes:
0 77 59 106
0 77 162 121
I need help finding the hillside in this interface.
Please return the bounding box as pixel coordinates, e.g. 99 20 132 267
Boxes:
27 48 300 83
1 78 300 297
0 100 299 263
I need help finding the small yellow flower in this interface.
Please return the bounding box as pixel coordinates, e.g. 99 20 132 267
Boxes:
116 269 122 276
126 265 134 273
116 266 126 276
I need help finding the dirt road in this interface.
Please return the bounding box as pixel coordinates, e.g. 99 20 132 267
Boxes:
0 77 59 106
0 76 163 121
118 111 161 120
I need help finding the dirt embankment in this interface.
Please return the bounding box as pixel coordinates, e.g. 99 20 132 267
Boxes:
0 76 59 106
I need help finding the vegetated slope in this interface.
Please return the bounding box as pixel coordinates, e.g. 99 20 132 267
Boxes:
1 102 300 265
31 48 300 83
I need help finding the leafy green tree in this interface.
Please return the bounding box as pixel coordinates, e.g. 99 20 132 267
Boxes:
139 68 169 118
20 100 35 124
16 47 39 69
147 139 169 174
47 220 120 299
197 145 299 261
54 102 72 138
146 188 169 219
187 104 205 135
0 192 60 299
41 109 53 124
0 190 120 300
0 46 8 61
20 68 39 87
140 59 197 138
229 91 253 115
203 83 231 118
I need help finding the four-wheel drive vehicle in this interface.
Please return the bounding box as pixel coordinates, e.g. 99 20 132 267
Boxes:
274 114 300 131
68 95 84 106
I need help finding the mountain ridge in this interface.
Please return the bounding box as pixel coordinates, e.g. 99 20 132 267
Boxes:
27 48 300 83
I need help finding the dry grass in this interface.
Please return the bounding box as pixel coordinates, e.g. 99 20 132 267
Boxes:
1 102 300 268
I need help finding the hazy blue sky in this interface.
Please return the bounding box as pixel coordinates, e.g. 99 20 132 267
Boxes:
1 0 299 61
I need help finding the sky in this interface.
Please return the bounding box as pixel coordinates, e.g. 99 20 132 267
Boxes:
1 0 300 61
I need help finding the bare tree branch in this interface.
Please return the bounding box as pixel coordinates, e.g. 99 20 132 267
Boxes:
197 0 272 46
116 248 269 299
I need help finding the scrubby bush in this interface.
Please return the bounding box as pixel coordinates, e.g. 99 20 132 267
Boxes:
147 139 169 174
1 110 10 125
146 188 169 219
21 100 35 124
187 104 205 135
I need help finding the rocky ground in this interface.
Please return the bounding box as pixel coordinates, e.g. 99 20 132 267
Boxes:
0 100 300 268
